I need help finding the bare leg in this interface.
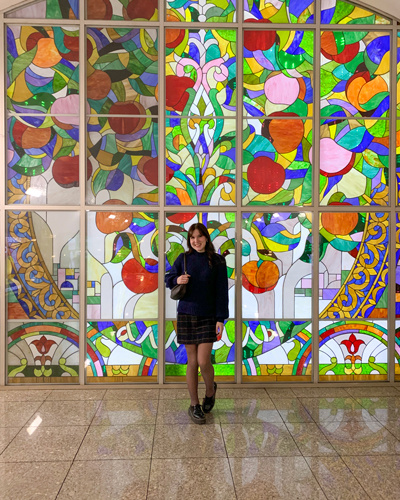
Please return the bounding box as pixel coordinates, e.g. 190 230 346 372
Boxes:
185 344 200 405
197 343 215 397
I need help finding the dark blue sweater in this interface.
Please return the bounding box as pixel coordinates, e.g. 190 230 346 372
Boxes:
165 251 229 322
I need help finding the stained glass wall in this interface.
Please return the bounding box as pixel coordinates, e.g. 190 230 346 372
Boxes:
165 212 236 381
2 0 400 385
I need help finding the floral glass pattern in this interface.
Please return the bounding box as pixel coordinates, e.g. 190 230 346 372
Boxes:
8 321 80 383
166 0 236 22
87 28 158 115
165 212 235 379
321 0 390 24
5 0 79 19
87 211 158 320
87 321 158 381
166 29 236 117
319 320 388 381
321 31 390 119
242 212 312 319
319 212 388 319
166 118 235 206
87 0 158 20
242 321 312 381
7 26 79 115
7 211 80 320
244 30 314 117
319 119 389 207
87 116 158 206
243 118 312 206
8 115 81 205
244 0 314 23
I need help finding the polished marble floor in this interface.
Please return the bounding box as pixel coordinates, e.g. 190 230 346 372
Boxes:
0 385 400 499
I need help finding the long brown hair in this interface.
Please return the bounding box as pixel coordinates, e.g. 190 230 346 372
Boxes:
187 223 215 267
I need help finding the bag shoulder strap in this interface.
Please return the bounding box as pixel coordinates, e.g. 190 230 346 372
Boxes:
183 252 187 274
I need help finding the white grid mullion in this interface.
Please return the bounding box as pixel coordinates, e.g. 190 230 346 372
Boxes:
389 25 398 383
158 0 166 386
0 12 6 386
79 0 86 385
312 0 322 384
235 0 243 385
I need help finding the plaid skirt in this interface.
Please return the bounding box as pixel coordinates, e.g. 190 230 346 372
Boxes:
177 314 217 345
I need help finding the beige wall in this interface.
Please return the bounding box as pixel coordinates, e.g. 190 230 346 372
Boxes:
1 0 400 18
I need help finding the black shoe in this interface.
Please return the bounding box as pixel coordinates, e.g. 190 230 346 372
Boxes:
202 382 217 414
188 404 206 424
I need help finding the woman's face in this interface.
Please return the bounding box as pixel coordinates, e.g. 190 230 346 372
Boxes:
190 229 207 253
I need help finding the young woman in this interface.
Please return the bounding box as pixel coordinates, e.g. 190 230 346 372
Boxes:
165 223 229 424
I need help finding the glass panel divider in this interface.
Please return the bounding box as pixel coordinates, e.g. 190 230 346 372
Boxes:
0 11 5 386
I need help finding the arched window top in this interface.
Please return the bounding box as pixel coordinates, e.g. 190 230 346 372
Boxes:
3 0 394 24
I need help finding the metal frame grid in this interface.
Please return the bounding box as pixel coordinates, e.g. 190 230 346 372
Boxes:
0 0 399 387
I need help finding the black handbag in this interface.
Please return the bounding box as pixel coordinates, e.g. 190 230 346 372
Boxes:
170 253 187 300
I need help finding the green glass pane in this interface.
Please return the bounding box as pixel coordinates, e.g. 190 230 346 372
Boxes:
87 321 158 380
87 0 158 21
319 320 388 381
244 30 314 118
319 212 388 319
319 119 389 207
243 118 312 206
8 322 80 382
87 28 158 115
321 0 390 24
321 31 390 119
244 1 314 24
166 118 236 206
167 0 235 22
87 116 158 206
166 29 236 117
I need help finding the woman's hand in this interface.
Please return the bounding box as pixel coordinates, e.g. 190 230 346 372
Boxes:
216 322 224 340
177 274 190 285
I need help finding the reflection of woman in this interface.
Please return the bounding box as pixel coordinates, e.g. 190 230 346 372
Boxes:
165 223 229 424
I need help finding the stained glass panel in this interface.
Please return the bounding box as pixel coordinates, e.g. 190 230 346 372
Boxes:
5 0 79 19
243 118 312 206
397 121 400 203
165 321 234 378
165 212 235 380
321 0 390 24
397 214 400 317
8 115 80 205
319 320 388 381
87 0 158 20
242 212 312 319
244 30 313 117
87 28 158 115
7 211 80 319
244 0 314 23
167 0 235 22
321 31 390 119
87 211 158 320
7 26 79 114
165 29 236 117
166 118 235 206
319 212 388 319
397 34 400 122
87 116 158 206
396 321 400 380
8 321 79 383
319 119 389 206
87 321 158 381
242 321 311 381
